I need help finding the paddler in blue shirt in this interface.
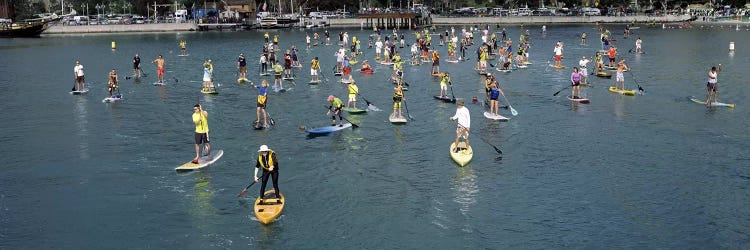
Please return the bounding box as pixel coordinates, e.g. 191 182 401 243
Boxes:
255 80 269 127
327 95 346 127
254 145 281 205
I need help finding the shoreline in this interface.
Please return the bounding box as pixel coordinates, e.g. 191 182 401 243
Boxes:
42 15 749 34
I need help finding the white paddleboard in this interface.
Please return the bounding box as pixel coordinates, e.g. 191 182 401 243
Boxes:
689 96 735 108
70 88 89 95
483 111 509 121
389 113 408 124
102 94 123 103
176 150 224 171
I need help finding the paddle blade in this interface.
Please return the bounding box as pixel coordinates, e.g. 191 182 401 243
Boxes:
270 118 276 126
237 188 248 197
510 107 518 116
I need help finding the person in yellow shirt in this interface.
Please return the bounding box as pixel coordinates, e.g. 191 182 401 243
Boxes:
191 104 210 163
179 40 186 55
347 80 359 109
392 84 404 118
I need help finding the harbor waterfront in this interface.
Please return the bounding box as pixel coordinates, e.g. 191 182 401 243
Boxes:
1 26 749 248
42 14 701 34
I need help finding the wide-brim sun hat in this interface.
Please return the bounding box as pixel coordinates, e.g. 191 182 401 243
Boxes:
258 145 270 152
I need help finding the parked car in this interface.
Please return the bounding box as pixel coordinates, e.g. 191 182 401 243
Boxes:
518 7 532 16
581 7 601 16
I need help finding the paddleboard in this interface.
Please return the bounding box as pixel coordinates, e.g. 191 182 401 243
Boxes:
608 87 635 96
201 87 219 94
175 149 224 171
446 59 459 63
334 72 343 76
70 88 89 95
604 66 628 71
483 111 509 121
434 95 456 103
449 141 473 167
342 108 367 114
522 61 533 65
253 121 270 130
548 64 567 69
102 94 123 103
689 96 735 108
380 62 394 65
260 73 271 76
496 68 513 73
254 189 285 225
153 82 166 86
237 78 249 83
308 80 322 84
516 65 528 69
389 113 407 124
421 59 431 63
595 72 612 78
360 69 374 74
305 123 352 134
339 79 352 84
283 77 295 81
431 73 446 77
178 54 190 57
567 96 590 104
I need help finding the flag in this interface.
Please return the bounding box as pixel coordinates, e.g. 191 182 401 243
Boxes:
262 2 267 11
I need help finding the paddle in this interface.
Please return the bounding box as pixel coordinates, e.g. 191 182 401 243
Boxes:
237 172 268 197
402 97 415 121
628 71 645 94
71 79 77 91
499 90 518 116
140 67 148 77
448 81 456 102
553 84 571 96
457 123 503 156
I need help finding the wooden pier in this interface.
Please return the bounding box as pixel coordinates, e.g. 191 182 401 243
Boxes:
358 13 430 30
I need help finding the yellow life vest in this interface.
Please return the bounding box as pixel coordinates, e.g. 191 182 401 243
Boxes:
258 150 275 171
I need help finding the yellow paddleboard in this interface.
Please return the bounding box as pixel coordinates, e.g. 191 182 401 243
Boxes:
254 190 285 224
176 150 224 171
608 87 635 96
450 142 473 167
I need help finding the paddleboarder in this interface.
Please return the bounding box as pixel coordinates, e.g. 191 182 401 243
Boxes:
449 100 471 153
310 57 320 82
432 50 441 74
578 56 590 85
73 60 85 91
202 60 213 92
607 46 617 68
107 69 119 97
488 82 504 116
635 37 642 53
327 95 346 127
254 145 281 205
553 42 563 68
392 84 405 119
132 54 141 78
273 62 283 90
192 104 210 164
706 64 721 107
179 40 186 55
256 80 269 127
581 32 586 45
260 52 268 74
614 60 629 91
347 80 359 109
440 72 451 98
571 67 583 99
238 54 247 80
152 55 165 84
